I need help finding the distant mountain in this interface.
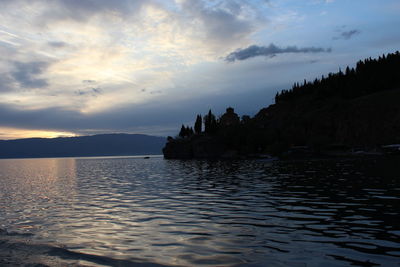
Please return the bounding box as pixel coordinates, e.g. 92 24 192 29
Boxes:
0 134 166 159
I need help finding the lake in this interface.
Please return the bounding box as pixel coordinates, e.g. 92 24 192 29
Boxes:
0 156 399 266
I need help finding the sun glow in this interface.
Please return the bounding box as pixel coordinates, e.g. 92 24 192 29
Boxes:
0 127 78 140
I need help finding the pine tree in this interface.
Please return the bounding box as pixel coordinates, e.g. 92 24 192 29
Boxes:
189 127 194 136
179 124 186 138
275 92 280 103
194 115 202 134
210 115 218 134
204 110 217 134
345 66 350 75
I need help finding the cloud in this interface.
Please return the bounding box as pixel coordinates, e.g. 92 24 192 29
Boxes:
75 87 102 97
11 61 50 88
0 99 184 135
48 41 68 48
333 29 361 40
0 68 282 134
1 0 388 139
35 0 149 26
225 43 332 62
180 0 267 47
82 80 96 84
0 74 14 92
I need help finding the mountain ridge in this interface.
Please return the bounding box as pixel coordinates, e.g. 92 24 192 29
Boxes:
0 133 166 159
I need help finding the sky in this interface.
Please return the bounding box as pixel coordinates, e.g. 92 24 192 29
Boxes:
0 0 399 139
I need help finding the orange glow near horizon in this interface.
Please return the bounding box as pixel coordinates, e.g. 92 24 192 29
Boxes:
0 127 78 140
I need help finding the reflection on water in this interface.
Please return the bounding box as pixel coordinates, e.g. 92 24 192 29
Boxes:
0 158 77 233
0 156 399 266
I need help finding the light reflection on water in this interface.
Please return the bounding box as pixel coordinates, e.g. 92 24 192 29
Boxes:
0 156 399 266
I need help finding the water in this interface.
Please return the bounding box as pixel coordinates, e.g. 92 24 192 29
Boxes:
0 156 399 266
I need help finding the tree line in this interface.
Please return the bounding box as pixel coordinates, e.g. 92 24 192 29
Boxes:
173 51 400 154
275 51 400 103
178 110 220 138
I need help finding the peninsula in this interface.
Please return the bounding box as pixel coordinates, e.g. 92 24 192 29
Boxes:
163 51 400 159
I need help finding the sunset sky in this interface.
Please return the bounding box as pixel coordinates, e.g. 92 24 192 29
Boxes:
0 0 399 139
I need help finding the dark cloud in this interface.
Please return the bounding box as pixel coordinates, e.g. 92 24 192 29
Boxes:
48 41 68 48
58 0 137 13
0 0 148 27
0 74 14 92
199 8 253 43
57 0 134 18
11 61 49 88
75 90 85 96
333 29 361 40
150 90 162 95
92 87 101 94
3 0 263 47
35 0 148 25
225 43 331 62
75 87 102 97
181 0 264 45
82 80 96 84
0 100 177 134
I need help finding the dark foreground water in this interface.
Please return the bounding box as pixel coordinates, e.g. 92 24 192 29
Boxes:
0 156 399 266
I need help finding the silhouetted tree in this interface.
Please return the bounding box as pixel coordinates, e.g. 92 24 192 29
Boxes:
179 124 186 138
188 127 194 136
241 115 251 124
179 125 194 138
204 109 217 134
194 115 202 134
274 51 400 103
275 92 280 103
169 51 400 158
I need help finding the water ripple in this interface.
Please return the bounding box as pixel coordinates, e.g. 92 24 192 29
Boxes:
0 156 399 266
